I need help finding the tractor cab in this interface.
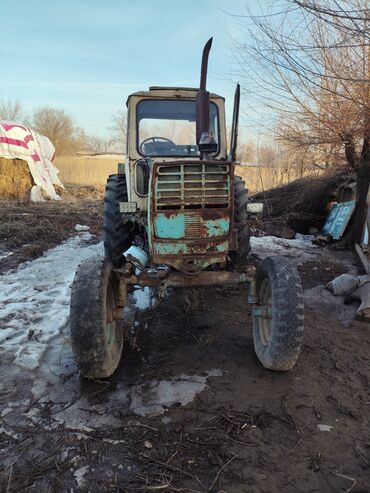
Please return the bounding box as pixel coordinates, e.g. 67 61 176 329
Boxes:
126 87 227 160
124 87 230 212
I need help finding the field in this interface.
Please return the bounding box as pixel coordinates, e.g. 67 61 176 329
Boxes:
0 191 369 492
54 155 323 193
55 155 119 186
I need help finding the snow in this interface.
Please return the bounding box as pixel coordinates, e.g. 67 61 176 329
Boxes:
0 233 102 369
46 369 223 428
250 234 318 263
132 286 152 310
0 251 13 261
317 424 333 432
74 465 89 489
75 224 90 232
128 369 223 417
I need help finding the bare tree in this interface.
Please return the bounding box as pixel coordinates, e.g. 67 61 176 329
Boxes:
236 138 256 163
86 135 112 154
0 100 24 122
31 107 86 155
234 0 370 245
109 108 127 151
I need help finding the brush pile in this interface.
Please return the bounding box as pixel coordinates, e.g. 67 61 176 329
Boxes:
252 171 352 233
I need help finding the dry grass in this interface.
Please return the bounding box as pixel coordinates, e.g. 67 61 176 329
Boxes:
0 158 33 200
55 156 324 191
236 164 324 193
59 183 105 201
55 156 119 185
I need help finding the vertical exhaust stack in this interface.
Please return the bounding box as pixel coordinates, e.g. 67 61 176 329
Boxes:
196 37 217 160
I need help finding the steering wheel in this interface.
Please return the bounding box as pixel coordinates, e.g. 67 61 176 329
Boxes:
139 136 176 155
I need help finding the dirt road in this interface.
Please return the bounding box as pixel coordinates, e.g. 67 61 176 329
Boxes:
0 200 369 492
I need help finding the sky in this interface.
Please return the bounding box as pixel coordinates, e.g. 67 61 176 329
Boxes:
0 0 260 139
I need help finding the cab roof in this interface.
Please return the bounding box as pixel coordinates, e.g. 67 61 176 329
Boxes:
126 86 225 106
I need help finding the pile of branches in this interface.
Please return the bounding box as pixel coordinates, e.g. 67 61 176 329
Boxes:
252 171 352 233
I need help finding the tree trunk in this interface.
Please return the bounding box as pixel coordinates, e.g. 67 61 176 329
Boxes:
340 142 370 246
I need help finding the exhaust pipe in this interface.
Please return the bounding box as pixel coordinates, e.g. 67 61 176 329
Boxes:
196 37 217 159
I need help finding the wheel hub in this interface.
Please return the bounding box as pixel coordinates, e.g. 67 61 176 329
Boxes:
254 278 272 346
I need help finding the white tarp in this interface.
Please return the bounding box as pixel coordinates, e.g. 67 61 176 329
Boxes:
0 121 64 200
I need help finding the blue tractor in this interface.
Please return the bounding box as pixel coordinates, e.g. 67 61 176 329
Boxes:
70 39 304 378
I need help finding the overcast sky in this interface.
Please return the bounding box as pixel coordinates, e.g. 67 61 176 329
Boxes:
0 0 260 138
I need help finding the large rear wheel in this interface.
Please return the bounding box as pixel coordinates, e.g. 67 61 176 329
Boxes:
70 255 124 379
230 176 250 271
253 256 304 371
104 174 134 267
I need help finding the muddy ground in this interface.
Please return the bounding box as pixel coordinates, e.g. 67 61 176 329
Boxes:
0 196 370 493
0 185 103 274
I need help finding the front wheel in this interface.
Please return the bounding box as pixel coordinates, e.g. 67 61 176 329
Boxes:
252 256 304 371
70 256 124 378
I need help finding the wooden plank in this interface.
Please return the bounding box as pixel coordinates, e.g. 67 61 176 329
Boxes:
355 243 370 274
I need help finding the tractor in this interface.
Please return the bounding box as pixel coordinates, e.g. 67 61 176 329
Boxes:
70 38 304 379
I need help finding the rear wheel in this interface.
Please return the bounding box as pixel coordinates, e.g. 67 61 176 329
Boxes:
253 256 304 371
230 176 250 271
104 174 134 267
70 255 124 379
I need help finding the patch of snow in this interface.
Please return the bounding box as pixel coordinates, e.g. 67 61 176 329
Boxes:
132 286 152 310
0 425 21 440
74 465 89 489
75 224 90 232
0 236 103 370
1 398 30 417
317 424 333 432
102 438 126 445
250 235 318 264
295 233 316 242
31 378 50 399
51 398 124 431
129 369 222 417
0 251 13 261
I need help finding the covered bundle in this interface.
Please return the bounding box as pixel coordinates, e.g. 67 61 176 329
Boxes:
0 121 63 201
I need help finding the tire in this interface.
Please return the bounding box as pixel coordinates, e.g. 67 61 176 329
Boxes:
70 255 124 378
104 174 134 267
230 176 250 271
253 256 304 371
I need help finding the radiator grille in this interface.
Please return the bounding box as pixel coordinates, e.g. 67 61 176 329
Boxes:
156 163 230 210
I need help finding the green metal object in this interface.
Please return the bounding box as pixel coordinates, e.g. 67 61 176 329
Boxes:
154 213 229 239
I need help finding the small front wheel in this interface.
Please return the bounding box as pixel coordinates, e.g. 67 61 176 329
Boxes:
70 255 124 378
253 256 304 371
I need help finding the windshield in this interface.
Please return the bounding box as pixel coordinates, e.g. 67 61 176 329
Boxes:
137 99 219 157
